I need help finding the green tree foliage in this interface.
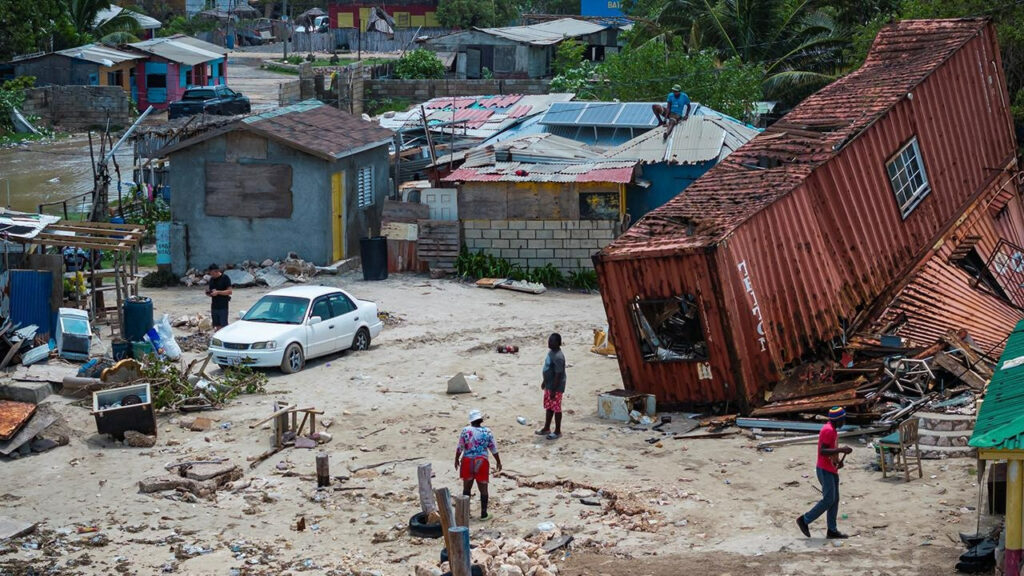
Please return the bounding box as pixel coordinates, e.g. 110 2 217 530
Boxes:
394 49 447 79
437 0 518 29
0 0 65 60
61 0 142 48
0 76 37 132
553 38 586 76
552 40 763 119
625 0 851 103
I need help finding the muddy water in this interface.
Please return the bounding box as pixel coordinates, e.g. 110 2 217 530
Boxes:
0 135 135 214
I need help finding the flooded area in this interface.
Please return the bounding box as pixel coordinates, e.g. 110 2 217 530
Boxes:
0 135 134 214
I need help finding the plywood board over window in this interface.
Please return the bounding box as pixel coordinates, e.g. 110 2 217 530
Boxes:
225 132 268 161
205 162 293 218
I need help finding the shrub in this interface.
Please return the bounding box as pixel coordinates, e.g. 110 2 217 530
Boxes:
394 49 446 80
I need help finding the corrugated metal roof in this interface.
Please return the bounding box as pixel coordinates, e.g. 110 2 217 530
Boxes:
54 43 142 65
970 319 1024 451
129 34 225 66
604 115 759 165
379 93 574 139
603 18 991 258
445 163 635 183
541 102 660 128
443 134 635 182
477 18 608 45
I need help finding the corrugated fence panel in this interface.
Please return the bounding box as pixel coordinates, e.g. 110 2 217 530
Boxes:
10 270 53 338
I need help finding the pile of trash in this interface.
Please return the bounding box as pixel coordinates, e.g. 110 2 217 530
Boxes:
179 253 340 288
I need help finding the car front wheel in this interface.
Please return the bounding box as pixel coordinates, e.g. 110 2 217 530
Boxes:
351 328 371 351
281 343 304 373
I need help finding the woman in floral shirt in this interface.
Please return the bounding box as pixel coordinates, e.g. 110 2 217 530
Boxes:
455 409 503 520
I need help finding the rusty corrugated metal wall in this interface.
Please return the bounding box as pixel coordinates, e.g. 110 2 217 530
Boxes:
595 21 1023 408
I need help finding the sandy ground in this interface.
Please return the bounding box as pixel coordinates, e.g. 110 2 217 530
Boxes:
0 272 982 575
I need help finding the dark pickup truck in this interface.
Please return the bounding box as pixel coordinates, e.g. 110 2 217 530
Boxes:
168 86 251 119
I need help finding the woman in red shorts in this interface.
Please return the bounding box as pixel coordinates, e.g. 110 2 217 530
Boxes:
455 409 502 520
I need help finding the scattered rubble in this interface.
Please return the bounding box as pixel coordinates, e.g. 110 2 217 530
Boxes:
178 252 322 287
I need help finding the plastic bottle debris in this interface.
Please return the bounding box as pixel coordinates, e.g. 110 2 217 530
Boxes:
537 522 556 532
516 417 527 425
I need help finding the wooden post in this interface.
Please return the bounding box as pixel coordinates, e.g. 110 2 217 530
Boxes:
454 494 470 530
316 452 330 487
417 463 438 517
433 487 455 557
448 526 471 576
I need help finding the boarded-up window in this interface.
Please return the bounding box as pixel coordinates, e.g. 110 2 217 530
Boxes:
493 46 516 73
205 162 293 218
357 166 374 208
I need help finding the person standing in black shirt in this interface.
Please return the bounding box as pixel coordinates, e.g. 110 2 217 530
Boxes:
206 263 233 329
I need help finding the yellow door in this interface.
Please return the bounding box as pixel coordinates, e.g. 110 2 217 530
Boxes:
331 172 345 260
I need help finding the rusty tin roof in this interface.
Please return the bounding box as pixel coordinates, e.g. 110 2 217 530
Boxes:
602 18 990 260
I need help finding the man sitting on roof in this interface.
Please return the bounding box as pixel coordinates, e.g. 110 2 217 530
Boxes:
652 84 691 128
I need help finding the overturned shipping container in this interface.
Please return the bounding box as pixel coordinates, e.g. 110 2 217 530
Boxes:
595 19 1024 411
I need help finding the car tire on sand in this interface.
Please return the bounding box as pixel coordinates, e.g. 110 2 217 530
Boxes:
281 343 304 374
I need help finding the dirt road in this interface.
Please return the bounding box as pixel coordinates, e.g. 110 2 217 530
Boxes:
0 273 978 575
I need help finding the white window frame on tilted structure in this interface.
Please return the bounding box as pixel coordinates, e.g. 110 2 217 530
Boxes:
885 137 931 218
357 166 375 209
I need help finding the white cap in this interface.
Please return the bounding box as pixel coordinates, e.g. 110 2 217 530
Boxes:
468 409 483 424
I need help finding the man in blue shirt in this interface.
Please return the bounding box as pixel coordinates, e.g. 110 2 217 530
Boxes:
653 84 691 127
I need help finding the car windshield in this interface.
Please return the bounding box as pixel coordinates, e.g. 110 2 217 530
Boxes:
242 295 309 324
183 89 215 100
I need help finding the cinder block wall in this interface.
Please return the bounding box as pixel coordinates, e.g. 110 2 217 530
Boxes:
463 219 617 272
22 86 130 131
364 79 552 105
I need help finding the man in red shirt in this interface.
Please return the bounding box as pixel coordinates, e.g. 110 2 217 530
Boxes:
797 406 852 539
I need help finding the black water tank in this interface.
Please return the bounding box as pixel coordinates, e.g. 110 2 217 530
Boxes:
360 236 388 281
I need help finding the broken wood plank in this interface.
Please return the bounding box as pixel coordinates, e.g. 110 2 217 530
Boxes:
0 516 36 540
0 401 36 441
349 456 424 472
0 412 57 456
756 425 891 448
932 352 987 390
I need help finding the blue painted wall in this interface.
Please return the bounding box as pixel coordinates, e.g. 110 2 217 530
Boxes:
627 162 714 221
582 0 624 17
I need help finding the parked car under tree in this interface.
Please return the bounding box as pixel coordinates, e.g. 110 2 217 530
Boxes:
208 286 383 373
168 85 251 119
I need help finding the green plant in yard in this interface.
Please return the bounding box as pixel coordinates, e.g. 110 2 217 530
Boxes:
394 49 446 80
126 197 170 243
365 97 412 116
141 269 178 287
527 263 563 287
0 76 35 132
567 269 599 292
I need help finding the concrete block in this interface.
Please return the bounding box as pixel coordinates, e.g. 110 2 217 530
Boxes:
499 229 518 240
492 239 510 249
509 238 528 249
462 220 480 229
0 381 53 404
536 249 554 258
500 249 519 259
535 229 553 239
527 259 545 268
543 220 562 230
564 221 579 230
570 230 590 240
520 249 537 259
508 220 527 230
553 229 570 239
545 239 564 250
482 229 501 239
491 220 509 230
526 220 544 230
527 239 545 249
463 228 483 240
578 220 594 230
590 229 614 240
566 239 582 249
596 238 614 249
518 229 536 240
571 249 595 260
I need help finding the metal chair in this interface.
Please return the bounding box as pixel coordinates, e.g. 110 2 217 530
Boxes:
878 418 924 481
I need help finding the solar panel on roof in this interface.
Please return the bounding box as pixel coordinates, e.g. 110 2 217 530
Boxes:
540 102 588 125
615 103 658 128
579 103 621 126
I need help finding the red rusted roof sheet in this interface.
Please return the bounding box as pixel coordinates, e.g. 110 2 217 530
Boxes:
0 401 36 441
603 18 991 260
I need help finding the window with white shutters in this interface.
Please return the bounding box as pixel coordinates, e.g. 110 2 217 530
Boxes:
357 166 374 208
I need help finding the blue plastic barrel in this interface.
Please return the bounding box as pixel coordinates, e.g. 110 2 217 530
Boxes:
123 296 154 342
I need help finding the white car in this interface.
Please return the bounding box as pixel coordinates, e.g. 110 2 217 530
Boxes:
208 286 382 373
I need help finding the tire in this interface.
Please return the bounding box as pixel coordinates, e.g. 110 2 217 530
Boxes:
351 327 371 351
408 512 442 539
280 343 304 374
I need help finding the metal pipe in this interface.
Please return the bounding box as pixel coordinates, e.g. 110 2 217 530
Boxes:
104 106 154 164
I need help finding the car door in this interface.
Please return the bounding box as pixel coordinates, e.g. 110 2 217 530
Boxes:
305 296 334 357
328 293 359 350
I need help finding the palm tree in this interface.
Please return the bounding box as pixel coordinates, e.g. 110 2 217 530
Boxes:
635 0 850 101
66 0 142 44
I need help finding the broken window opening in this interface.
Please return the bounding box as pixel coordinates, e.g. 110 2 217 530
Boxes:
956 248 1011 302
630 295 707 362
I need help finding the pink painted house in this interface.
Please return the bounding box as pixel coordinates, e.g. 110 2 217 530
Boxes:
126 35 228 110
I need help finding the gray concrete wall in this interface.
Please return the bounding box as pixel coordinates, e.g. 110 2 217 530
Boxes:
463 219 617 272
22 86 130 130
168 132 391 274
364 78 551 107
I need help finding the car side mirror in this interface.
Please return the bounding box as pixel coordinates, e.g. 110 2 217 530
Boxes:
237 310 247 319
307 316 322 325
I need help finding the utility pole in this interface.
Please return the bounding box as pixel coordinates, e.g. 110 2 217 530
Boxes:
282 0 289 60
